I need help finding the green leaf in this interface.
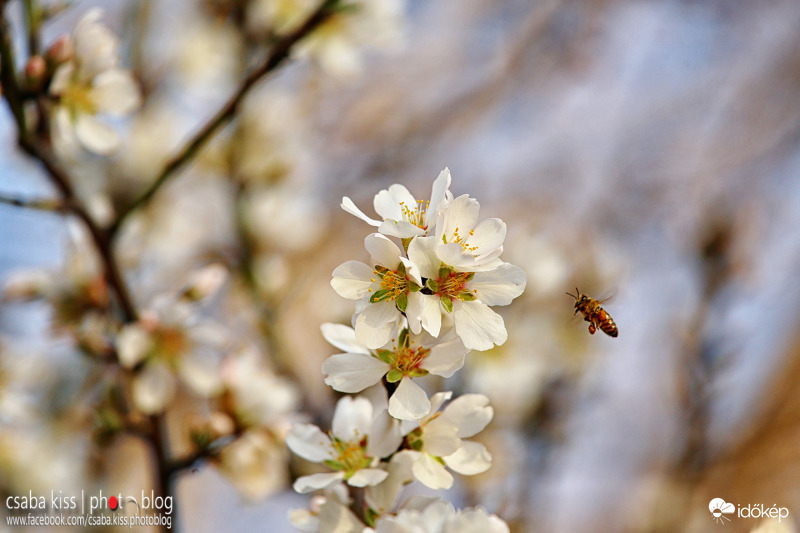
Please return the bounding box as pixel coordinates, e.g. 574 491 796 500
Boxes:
440 296 453 313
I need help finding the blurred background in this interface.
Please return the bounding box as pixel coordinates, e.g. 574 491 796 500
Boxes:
2 0 800 531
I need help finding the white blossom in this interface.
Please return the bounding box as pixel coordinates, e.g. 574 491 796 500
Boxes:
331 233 423 349
406 237 526 351
49 8 140 155
373 500 509 533
342 168 452 239
394 392 494 490
287 395 402 493
321 323 469 420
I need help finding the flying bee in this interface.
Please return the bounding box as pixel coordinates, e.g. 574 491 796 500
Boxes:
566 288 618 337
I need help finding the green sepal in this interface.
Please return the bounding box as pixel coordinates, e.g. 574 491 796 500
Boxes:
465 272 475 281
409 282 422 292
373 265 389 278
408 438 423 451
459 292 477 302
398 328 409 348
438 266 452 279
396 292 408 313
370 288 391 303
365 507 380 528
426 279 439 292
440 296 453 313
323 459 345 471
376 349 394 364
408 367 429 378
396 262 407 276
386 369 403 383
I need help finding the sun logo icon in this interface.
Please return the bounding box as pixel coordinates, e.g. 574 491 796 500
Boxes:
709 498 735 524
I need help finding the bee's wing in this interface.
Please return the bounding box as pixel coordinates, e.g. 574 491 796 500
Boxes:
597 286 618 304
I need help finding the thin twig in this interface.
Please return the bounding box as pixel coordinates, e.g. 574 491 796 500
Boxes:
0 193 63 211
0 2 27 132
109 0 341 237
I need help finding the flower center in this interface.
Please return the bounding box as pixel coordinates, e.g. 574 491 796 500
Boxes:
399 199 430 230
437 270 472 299
369 264 418 308
326 435 372 478
392 345 430 376
60 82 97 116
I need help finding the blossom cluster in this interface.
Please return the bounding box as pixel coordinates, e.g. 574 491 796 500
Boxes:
287 169 524 531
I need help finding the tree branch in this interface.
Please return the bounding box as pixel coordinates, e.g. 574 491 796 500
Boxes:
0 193 63 212
108 0 340 237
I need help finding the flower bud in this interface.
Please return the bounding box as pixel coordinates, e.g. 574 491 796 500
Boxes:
24 55 47 90
46 34 73 65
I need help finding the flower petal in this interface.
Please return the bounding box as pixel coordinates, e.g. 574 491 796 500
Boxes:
378 219 425 239
422 336 468 378
355 302 398 349
388 377 431 421
93 69 141 115
436 194 480 243
442 394 493 438
347 467 389 487
117 324 152 368
331 261 376 300
452 300 506 351
317 500 365 533
293 472 346 494
421 417 460 457
427 168 452 224
406 236 441 279
320 323 370 354
75 114 119 154
286 423 334 462
341 196 381 226
405 292 441 338
368 408 403 459
323 352 389 393
443 441 492 475
132 361 175 414
365 233 401 269
374 184 413 220
411 452 453 490
332 396 373 441
470 263 527 306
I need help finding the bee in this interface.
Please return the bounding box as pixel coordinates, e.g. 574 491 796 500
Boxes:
566 288 618 337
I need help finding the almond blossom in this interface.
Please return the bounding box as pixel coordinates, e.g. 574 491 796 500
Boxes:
286 395 402 493
373 500 509 533
48 9 141 155
342 168 452 240
407 236 526 351
391 392 494 490
320 322 469 420
331 233 423 348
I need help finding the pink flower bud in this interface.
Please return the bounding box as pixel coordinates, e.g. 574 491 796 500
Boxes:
46 35 73 64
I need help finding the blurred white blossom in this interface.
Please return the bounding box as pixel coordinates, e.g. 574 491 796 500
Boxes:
373 500 509 533
49 8 141 155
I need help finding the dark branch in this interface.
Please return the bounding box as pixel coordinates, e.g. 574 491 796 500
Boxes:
109 0 341 237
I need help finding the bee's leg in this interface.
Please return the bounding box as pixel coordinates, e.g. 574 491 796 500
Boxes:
588 323 596 335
